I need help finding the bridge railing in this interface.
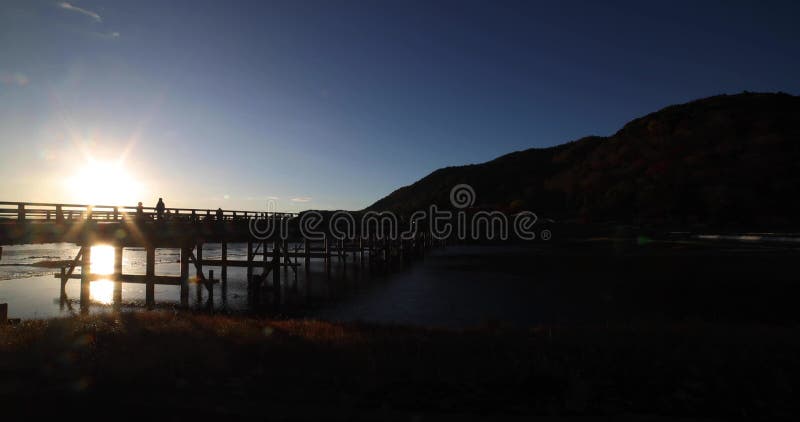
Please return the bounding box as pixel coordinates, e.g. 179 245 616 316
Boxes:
0 201 297 223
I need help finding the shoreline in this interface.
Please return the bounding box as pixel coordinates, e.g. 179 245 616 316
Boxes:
1 312 798 418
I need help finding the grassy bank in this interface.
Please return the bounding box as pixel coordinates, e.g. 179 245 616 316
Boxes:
1 313 799 419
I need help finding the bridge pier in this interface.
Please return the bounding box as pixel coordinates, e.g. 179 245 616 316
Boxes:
262 240 269 277
114 246 123 306
246 241 254 286
324 237 331 279
196 242 203 288
273 244 281 306
360 237 365 267
304 239 312 300
146 246 155 308
207 270 215 307
59 267 67 302
180 247 190 306
221 242 228 285
80 246 91 314
196 275 203 304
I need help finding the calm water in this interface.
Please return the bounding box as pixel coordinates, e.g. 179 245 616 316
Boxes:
4 239 796 326
0 242 560 326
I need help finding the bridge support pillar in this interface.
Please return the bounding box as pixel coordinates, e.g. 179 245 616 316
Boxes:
180 247 189 307
59 267 67 304
246 241 253 285
273 245 281 307
80 246 91 314
196 242 203 284
359 237 365 267
304 239 312 300
145 247 155 309
262 240 268 276
221 242 228 285
324 237 331 279
113 246 123 306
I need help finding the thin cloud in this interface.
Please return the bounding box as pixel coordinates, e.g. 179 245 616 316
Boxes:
0 72 29 86
87 30 120 40
291 197 312 203
59 2 102 23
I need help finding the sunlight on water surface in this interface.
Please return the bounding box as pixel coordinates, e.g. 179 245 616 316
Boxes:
90 245 115 304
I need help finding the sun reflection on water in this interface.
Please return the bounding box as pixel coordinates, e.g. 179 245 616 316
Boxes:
90 245 115 304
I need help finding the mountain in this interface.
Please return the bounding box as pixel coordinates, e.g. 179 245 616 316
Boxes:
366 92 800 227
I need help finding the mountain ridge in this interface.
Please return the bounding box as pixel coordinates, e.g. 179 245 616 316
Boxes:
366 92 800 227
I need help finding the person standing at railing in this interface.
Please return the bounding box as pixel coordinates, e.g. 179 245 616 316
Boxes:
136 202 145 221
156 198 166 220
216 208 224 221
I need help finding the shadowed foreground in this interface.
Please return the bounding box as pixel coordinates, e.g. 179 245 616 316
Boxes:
1 313 798 419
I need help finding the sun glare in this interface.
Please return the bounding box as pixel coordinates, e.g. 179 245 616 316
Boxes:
90 245 116 305
91 245 115 275
67 159 143 206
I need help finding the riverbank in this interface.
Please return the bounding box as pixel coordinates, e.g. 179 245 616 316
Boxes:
1 313 798 419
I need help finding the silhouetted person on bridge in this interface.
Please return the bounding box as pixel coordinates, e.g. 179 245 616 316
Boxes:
156 198 166 220
136 202 145 221
216 208 224 221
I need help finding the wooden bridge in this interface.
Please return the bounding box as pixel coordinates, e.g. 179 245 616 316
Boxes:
0 201 439 313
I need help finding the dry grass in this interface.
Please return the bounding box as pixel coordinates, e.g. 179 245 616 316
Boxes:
1 313 799 419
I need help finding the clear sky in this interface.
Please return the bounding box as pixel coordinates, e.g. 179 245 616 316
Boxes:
1 0 799 211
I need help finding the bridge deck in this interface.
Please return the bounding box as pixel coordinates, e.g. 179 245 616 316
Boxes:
0 201 300 246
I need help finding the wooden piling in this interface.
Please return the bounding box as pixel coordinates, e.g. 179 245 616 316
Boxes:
113 246 123 304
304 239 312 300
59 267 67 300
221 242 228 285
324 237 331 279
304 238 311 270
246 241 253 285
196 242 203 283
180 247 189 306
80 245 91 313
263 240 269 274
273 244 281 306
207 270 214 306
145 246 155 308
359 237 364 267
283 239 290 279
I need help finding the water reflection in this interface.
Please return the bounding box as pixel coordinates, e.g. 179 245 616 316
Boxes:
90 245 115 304
90 280 115 305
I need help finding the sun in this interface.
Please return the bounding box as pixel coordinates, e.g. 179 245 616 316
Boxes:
67 159 144 205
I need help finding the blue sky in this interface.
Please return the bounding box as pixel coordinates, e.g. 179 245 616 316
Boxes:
1 0 799 211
